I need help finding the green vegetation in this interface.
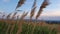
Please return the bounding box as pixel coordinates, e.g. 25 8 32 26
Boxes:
0 22 57 34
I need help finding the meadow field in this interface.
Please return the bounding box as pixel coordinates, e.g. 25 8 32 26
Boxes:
0 19 60 34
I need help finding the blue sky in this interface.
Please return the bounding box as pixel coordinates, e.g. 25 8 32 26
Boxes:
0 0 60 20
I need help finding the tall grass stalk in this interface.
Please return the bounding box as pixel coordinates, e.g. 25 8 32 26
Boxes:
30 0 36 22
36 0 49 19
10 12 17 34
16 12 28 34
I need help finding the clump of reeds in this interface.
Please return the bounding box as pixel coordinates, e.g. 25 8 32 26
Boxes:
0 0 58 34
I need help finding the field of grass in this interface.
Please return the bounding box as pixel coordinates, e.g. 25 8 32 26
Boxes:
0 20 60 34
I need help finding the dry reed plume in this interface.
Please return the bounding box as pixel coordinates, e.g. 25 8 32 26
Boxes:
16 0 26 9
2 14 5 21
30 0 36 22
36 0 49 19
11 12 17 19
6 13 12 19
